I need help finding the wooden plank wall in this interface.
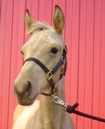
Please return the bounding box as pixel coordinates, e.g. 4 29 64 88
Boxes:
0 0 105 129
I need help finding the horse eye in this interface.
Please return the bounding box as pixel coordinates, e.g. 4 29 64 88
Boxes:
50 47 58 54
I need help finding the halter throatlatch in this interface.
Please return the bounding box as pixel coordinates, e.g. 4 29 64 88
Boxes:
24 45 67 95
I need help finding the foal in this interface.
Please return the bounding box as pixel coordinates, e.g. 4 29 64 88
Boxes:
12 5 75 129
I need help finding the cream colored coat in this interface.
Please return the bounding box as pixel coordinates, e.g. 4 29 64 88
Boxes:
12 5 75 129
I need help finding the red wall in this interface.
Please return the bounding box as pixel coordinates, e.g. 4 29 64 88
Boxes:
0 0 105 129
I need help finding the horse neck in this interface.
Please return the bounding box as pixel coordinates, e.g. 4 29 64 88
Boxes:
37 77 65 129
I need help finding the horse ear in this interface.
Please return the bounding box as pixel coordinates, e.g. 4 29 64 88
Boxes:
25 9 34 34
53 5 65 33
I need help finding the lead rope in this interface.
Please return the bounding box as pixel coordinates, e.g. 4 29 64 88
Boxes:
52 95 105 123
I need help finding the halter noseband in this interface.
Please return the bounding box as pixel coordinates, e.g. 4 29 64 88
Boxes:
24 45 67 94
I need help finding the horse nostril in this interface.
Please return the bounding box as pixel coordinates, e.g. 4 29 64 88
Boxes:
25 81 32 95
14 80 32 97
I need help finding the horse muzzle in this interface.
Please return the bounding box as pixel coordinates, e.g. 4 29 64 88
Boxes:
14 80 37 105
16 94 37 106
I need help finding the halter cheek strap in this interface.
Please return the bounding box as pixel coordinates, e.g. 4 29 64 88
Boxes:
24 45 67 94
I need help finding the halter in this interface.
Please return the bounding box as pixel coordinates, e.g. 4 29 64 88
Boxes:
24 45 67 95
23 44 105 123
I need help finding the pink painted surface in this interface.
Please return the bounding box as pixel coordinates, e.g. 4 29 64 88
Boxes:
0 0 105 129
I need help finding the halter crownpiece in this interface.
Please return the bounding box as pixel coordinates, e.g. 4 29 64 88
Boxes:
24 45 67 95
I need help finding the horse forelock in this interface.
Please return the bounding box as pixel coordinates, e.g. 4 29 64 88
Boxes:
27 21 52 34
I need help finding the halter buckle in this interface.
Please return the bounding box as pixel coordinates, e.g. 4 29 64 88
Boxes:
46 69 53 81
63 45 67 53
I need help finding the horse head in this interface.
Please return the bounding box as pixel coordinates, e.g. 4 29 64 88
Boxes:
14 5 65 105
